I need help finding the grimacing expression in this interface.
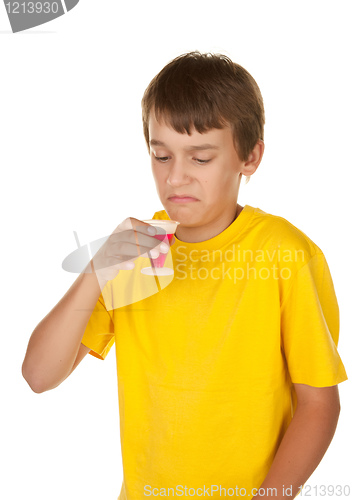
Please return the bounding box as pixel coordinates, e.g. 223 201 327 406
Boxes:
148 113 251 234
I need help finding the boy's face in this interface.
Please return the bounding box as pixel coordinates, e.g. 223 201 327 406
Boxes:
148 112 255 242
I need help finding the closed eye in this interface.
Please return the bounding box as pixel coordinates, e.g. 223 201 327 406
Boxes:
155 156 170 162
194 159 211 164
154 156 211 165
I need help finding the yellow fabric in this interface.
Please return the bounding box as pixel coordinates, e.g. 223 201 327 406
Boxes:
81 295 114 360
81 205 347 500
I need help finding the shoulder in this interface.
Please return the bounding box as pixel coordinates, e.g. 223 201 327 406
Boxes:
249 206 322 265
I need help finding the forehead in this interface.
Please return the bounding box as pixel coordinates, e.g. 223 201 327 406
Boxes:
148 112 233 150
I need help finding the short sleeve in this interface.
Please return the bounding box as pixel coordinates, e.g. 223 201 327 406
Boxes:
281 251 348 387
81 293 115 360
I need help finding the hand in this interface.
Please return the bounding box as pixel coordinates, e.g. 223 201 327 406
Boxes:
90 217 170 283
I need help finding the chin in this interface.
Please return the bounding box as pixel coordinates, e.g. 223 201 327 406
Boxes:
169 211 199 227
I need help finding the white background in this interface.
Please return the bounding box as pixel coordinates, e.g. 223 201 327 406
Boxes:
1 1 351 499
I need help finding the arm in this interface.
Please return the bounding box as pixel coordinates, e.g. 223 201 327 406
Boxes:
22 218 165 393
251 383 341 500
22 267 108 393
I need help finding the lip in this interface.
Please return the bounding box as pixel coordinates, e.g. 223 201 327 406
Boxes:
168 195 199 203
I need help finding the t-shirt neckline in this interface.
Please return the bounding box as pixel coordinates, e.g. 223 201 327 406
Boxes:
173 204 255 250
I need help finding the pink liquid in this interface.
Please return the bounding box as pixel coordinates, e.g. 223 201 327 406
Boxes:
150 233 173 268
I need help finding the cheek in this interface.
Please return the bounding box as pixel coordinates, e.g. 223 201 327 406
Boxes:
151 165 167 187
151 162 159 178
205 171 235 201
216 160 238 184
203 169 230 191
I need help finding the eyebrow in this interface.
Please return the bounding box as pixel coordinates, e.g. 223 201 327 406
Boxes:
149 139 220 151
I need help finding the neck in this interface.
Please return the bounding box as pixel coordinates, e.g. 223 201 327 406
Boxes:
175 204 243 243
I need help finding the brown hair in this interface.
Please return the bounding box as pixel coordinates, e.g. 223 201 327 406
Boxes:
141 51 265 162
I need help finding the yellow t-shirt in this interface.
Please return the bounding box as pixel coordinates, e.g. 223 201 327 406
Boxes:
81 205 347 500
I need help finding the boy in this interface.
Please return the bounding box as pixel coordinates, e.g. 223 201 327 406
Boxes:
22 52 347 500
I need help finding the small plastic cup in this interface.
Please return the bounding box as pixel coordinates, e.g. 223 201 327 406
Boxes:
141 219 180 276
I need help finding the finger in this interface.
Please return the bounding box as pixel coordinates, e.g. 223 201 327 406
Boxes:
119 217 159 234
113 217 157 236
118 261 135 270
109 230 162 252
158 241 170 254
109 240 162 259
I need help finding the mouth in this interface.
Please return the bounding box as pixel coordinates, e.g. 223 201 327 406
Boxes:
168 195 199 203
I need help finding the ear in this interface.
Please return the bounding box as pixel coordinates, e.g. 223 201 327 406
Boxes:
242 140 265 176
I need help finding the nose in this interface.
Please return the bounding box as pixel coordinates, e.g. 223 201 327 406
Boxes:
167 158 191 187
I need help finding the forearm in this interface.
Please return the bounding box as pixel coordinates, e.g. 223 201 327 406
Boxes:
22 265 107 393
252 399 340 500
